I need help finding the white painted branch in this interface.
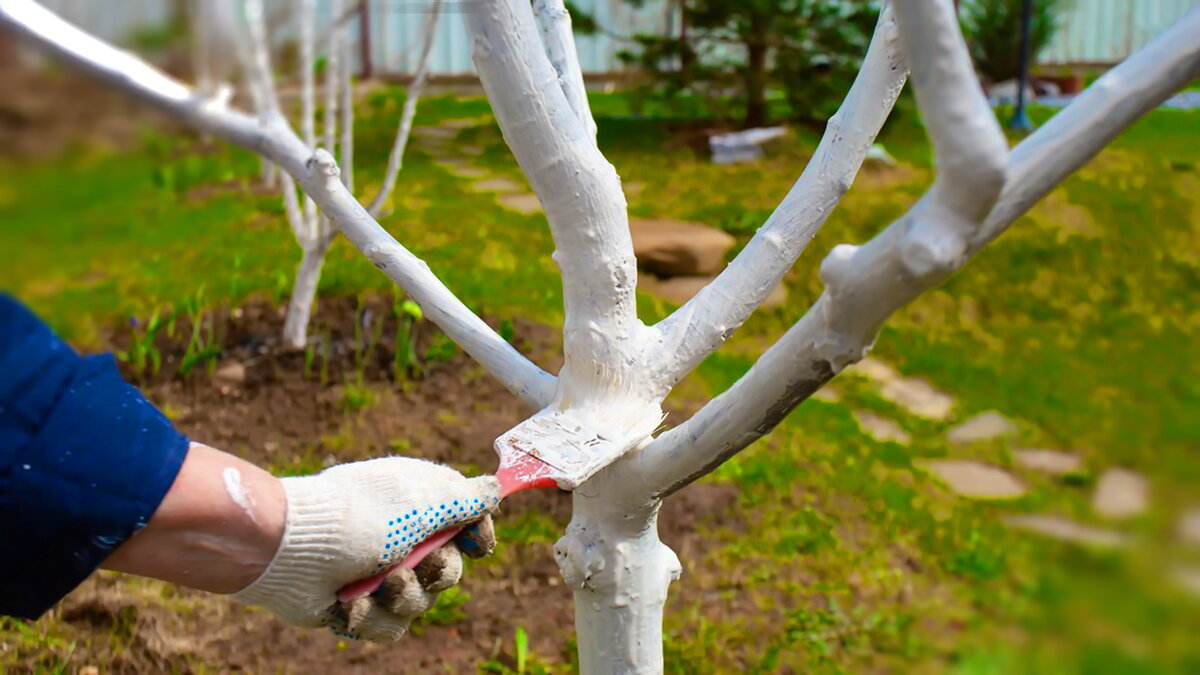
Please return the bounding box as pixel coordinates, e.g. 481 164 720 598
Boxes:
241 0 280 117
637 1 1200 498
282 239 329 348
532 0 596 139
464 0 642 410
0 0 556 407
339 17 353 192
366 0 441 218
189 0 213 94
323 0 341 155
299 0 318 231
651 6 908 387
974 5 1200 253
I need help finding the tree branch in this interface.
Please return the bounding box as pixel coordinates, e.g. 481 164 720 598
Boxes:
463 0 641 396
366 0 442 218
339 12 354 192
636 2 1200 498
0 0 557 408
298 0 319 232
636 0 1009 496
532 0 596 138
650 5 908 386
973 5 1200 253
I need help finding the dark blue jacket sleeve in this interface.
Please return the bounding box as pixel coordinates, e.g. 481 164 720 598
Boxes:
0 295 189 619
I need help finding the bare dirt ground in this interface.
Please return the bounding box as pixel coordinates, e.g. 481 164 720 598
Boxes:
0 63 165 159
11 297 741 673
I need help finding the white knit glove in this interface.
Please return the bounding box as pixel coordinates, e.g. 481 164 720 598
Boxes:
233 457 500 642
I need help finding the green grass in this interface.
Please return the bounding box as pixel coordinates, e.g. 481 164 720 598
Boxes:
2 90 1198 672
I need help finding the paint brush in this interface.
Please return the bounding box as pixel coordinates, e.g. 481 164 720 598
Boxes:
337 407 655 602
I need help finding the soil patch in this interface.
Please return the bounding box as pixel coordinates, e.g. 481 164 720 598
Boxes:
0 65 169 159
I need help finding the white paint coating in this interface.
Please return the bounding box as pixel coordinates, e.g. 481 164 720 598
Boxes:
651 6 909 386
0 0 556 409
222 467 259 525
5 0 1199 669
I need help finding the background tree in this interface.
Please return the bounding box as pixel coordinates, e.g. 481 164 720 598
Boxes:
960 0 1068 83
618 0 881 126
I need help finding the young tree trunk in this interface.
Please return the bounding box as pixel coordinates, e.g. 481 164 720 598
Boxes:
282 239 329 349
557 475 680 674
5 2 1199 673
743 13 769 127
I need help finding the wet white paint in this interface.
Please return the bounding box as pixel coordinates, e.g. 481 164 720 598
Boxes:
223 467 259 525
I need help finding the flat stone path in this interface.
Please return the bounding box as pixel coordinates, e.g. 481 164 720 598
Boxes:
412 117 544 218
1013 448 1083 476
946 411 1017 444
922 459 1026 499
854 410 911 445
1005 515 1126 548
1092 468 1149 519
880 377 955 420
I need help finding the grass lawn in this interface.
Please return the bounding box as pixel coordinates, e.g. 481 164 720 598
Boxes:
1 87 1198 673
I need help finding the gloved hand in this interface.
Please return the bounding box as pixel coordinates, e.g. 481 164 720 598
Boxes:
232 457 500 642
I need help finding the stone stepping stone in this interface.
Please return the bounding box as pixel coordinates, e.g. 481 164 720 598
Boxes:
434 159 487 179
459 144 484 156
440 117 487 129
413 126 457 139
1092 468 1149 519
1178 508 1200 545
1005 514 1126 548
1176 567 1200 598
847 356 898 383
922 459 1025 499
812 385 840 403
498 192 542 214
880 377 955 421
630 218 736 277
853 410 911 445
639 274 786 308
451 166 488 179
946 411 1017 444
472 177 523 193
1012 448 1083 476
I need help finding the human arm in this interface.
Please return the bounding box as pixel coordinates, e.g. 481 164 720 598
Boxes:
0 294 498 641
103 442 500 642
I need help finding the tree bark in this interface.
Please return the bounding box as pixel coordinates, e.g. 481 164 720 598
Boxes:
282 240 329 349
556 474 680 674
743 13 769 127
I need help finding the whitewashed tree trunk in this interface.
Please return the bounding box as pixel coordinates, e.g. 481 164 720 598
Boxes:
3 0 1198 671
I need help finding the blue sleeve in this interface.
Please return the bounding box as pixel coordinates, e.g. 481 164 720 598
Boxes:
0 295 189 619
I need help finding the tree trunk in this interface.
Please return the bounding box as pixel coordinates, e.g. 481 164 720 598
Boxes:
282 239 329 349
556 476 681 674
743 14 769 128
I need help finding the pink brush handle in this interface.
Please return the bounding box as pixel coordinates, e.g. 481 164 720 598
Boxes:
336 454 557 603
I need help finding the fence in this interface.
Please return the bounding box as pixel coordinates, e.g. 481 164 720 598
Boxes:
30 0 1200 75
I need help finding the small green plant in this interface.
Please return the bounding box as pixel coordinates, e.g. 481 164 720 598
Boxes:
479 626 558 674
424 332 458 363
393 295 425 380
117 308 164 377
351 295 386 385
341 382 376 412
179 286 221 377
415 586 471 627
